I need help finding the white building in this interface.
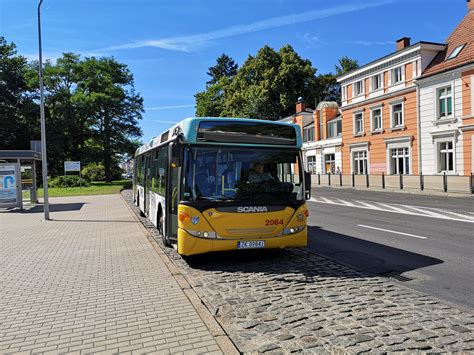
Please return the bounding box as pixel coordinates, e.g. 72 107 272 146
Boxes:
416 4 474 175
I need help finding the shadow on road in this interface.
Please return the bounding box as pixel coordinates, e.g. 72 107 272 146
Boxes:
2 202 86 214
180 226 443 281
308 225 443 276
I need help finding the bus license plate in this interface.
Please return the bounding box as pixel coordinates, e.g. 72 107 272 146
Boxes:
237 240 265 249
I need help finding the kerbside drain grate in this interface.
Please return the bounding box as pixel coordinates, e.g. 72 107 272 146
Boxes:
380 271 413 282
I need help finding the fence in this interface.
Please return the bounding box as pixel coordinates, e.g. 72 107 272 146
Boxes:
313 172 474 195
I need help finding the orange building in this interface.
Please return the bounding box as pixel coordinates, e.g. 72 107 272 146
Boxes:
337 39 445 175
282 98 342 174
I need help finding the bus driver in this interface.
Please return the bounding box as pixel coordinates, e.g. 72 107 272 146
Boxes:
248 162 274 183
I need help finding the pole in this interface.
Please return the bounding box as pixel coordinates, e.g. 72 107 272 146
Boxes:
38 0 50 220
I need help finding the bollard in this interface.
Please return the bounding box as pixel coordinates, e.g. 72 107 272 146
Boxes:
328 173 331 186
420 172 424 191
382 172 385 189
443 172 447 192
400 174 403 190
471 173 474 194
318 173 320 186
352 172 355 187
339 172 342 187
366 173 369 188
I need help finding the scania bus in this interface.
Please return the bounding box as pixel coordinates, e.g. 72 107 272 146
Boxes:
133 117 311 256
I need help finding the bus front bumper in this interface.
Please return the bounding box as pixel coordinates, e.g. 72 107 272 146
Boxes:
177 227 307 256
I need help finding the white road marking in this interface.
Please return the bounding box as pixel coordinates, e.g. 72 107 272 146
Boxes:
403 205 450 219
352 200 382 210
376 202 414 214
358 224 427 240
309 197 474 223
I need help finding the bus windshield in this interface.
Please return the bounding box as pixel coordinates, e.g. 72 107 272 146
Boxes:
183 147 304 204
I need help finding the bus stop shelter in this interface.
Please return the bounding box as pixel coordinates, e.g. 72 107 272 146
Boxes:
0 150 42 209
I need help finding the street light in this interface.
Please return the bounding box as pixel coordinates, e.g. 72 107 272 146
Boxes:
38 0 50 220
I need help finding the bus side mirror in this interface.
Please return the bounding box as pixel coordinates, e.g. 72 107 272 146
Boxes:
304 171 311 200
170 142 182 167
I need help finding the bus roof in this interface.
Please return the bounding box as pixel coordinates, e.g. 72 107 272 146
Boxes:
135 117 302 156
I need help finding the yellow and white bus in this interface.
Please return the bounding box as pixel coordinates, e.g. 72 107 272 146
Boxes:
133 117 311 256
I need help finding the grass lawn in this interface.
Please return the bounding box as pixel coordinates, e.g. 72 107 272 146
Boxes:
35 180 132 198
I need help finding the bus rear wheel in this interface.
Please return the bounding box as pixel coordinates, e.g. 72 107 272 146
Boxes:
158 210 171 247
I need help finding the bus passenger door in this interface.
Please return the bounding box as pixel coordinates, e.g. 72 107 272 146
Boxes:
166 143 181 242
144 152 152 216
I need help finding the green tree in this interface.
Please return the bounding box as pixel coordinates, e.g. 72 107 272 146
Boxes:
206 54 238 85
76 57 143 182
315 56 360 104
0 37 39 149
224 45 317 120
335 56 359 76
195 77 229 117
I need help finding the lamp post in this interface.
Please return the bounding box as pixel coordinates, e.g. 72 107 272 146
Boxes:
38 0 50 220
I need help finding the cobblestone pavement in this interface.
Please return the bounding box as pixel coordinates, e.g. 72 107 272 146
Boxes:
0 194 224 354
122 190 474 353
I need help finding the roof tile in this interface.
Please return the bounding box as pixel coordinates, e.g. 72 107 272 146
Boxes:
421 12 474 78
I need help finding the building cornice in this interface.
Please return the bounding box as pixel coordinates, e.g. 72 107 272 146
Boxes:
341 87 415 111
384 135 413 145
460 124 474 132
415 63 474 85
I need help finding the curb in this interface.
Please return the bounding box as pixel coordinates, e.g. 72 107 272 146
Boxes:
121 194 240 355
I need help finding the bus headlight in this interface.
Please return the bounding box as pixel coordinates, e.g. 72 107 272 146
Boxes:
186 230 217 239
283 226 304 235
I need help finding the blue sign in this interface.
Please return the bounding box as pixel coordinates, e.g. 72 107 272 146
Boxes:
0 165 18 204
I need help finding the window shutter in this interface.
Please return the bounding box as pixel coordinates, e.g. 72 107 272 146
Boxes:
388 70 392 86
369 78 372 92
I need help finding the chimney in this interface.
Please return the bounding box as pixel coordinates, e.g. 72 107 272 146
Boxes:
468 0 474 12
396 37 411 51
295 97 306 113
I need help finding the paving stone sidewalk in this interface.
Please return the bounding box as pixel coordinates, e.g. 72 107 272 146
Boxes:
0 195 225 354
122 190 474 353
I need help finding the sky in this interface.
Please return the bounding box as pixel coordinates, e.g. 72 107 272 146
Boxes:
0 0 468 143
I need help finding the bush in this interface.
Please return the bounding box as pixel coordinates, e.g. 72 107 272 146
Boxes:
49 175 90 188
81 163 105 181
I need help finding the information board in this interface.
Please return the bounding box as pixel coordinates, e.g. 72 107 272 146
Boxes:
64 161 81 172
0 164 18 206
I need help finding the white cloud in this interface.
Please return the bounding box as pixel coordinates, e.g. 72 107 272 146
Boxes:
300 33 322 48
350 40 393 46
102 0 395 52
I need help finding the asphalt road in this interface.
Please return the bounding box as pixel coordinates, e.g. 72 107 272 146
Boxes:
307 187 474 310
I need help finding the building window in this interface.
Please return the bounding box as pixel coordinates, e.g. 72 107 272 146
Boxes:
371 108 382 131
372 74 382 91
327 118 342 138
354 80 364 96
390 147 410 175
391 103 404 127
353 151 368 175
391 66 403 84
438 141 454 173
447 44 465 60
354 113 364 134
307 156 317 174
303 126 315 142
437 86 453 119
342 86 347 100
324 154 335 174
